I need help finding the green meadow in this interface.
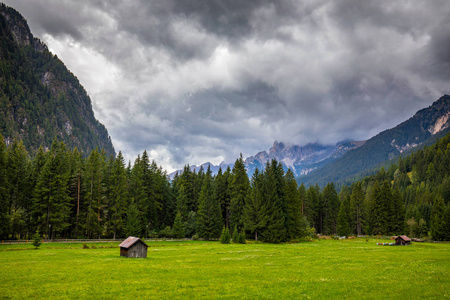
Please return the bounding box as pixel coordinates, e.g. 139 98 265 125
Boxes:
0 239 449 299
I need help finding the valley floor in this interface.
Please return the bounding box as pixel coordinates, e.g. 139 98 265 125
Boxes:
0 239 449 299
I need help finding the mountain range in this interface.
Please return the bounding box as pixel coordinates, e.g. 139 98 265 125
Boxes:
0 4 114 156
172 95 450 187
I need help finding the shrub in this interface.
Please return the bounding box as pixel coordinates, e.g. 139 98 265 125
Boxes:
220 227 231 244
239 231 246 244
232 226 239 243
82 244 89 249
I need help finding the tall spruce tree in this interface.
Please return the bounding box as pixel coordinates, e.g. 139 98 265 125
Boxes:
430 196 447 241
214 167 231 228
6 140 31 238
285 169 303 239
109 151 128 239
230 154 250 231
0 134 8 239
337 195 351 236
33 140 71 239
260 161 286 243
322 182 339 235
244 169 267 241
350 182 365 236
196 166 222 240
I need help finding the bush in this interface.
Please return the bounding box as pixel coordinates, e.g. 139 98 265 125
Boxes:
232 226 239 243
82 244 89 249
159 226 173 238
239 231 246 244
192 234 199 241
220 227 231 244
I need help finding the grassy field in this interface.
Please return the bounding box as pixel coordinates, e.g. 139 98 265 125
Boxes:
0 238 449 299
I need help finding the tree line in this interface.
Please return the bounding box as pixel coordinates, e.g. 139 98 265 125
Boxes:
0 133 449 242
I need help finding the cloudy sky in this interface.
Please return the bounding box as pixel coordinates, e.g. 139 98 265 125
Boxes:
5 0 450 171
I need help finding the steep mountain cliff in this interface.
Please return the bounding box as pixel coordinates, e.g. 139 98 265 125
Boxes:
0 4 114 156
301 95 450 187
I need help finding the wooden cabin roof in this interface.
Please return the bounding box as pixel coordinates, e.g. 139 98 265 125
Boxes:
119 236 149 249
395 235 411 242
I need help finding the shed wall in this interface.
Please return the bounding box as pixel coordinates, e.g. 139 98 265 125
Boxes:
128 241 147 258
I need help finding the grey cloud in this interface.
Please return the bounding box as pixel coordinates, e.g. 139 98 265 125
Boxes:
3 0 450 171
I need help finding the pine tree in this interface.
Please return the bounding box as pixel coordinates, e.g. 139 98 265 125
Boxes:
337 196 351 236
124 202 142 237
32 229 41 249
0 134 8 239
230 154 250 231
172 211 185 238
196 166 222 240
260 161 286 243
322 182 339 235
430 196 447 241
285 169 303 239
244 169 267 241
350 182 364 236
82 149 104 238
232 225 239 243
214 167 231 228
32 140 71 239
220 226 231 244
391 188 405 234
6 139 31 239
109 151 128 239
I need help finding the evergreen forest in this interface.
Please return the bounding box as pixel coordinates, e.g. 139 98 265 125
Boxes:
1 132 449 242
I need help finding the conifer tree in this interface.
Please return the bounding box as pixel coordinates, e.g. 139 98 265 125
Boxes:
337 196 351 236
244 169 267 241
32 229 41 249
391 188 405 234
260 161 286 243
230 154 250 231
6 140 31 238
214 167 231 228
323 182 339 235
124 202 142 237
109 151 128 239
196 166 222 240
430 196 447 241
33 140 71 239
285 169 303 239
232 225 239 243
0 134 8 239
350 182 364 236
82 149 104 238
172 211 185 238
220 226 231 244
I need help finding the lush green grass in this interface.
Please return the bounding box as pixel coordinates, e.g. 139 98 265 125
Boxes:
0 239 449 299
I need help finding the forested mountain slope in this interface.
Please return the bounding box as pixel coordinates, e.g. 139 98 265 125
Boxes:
301 95 450 187
0 4 114 156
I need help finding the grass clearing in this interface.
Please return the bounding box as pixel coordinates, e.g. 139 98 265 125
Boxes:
1 239 449 299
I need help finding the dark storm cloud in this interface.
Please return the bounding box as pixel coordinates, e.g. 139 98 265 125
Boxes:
4 0 450 170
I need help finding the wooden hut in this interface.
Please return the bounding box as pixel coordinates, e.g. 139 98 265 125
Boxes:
119 236 148 258
394 235 411 246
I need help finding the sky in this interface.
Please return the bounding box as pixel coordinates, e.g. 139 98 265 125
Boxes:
4 0 450 172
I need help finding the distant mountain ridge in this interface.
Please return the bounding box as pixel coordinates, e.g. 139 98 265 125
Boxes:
170 139 366 178
300 94 450 187
0 4 115 156
172 95 450 186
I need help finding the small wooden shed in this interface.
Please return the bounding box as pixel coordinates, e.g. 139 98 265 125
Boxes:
394 235 411 246
119 236 148 258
